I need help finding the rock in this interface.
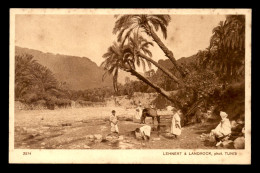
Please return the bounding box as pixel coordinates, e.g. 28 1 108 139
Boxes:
118 136 124 141
118 142 134 149
27 128 37 133
15 126 21 132
32 133 40 137
95 139 102 143
242 127 245 134
106 136 113 140
231 120 238 129
234 137 245 149
208 135 216 143
89 135 94 139
221 140 234 149
41 142 46 146
152 137 160 141
62 123 72 126
84 145 91 149
94 134 103 140
76 145 80 148
41 126 50 130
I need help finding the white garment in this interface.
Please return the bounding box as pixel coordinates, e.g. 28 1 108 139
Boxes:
170 112 181 136
135 125 151 140
110 114 119 133
140 125 151 137
135 106 142 119
213 118 231 136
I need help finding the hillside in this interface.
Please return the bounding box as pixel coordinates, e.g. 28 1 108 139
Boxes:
15 46 195 90
157 55 196 70
15 46 115 90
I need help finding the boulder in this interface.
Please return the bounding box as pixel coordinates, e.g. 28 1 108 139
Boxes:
87 135 94 139
231 120 238 129
207 135 216 143
234 137 245 149
41 126 50 130
242 127 245 134
61 123 72 126
84 145 91 149
221 140 234 149
118 142 134 149
118 136 124 141
106 136 113 140
152 137 160 141
94 134 103 140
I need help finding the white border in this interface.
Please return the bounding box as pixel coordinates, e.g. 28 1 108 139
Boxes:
9 8 251 164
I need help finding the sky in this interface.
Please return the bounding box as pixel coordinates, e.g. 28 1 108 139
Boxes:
15 14 226 72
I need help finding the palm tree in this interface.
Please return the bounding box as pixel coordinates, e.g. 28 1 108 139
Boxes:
205 15 245 81
15 54 37 99
128 33 185 86
113 15 186 77
101 42 174 102
30 63 58 93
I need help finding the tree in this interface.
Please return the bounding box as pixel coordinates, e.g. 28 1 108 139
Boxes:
201 15 245 83
30 63 58 93
113 15 186 77
15 54 37 99
15 54 71 109
128 33 185 86
101 41 175 102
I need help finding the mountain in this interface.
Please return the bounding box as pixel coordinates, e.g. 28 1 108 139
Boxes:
15 46 114 90
15 46 195 90
157 55 197 70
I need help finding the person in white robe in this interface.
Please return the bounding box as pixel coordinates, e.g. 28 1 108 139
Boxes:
210 111 231 146
170 109 182 137
110 110 119 134
135 125 151 141
134 103 143 120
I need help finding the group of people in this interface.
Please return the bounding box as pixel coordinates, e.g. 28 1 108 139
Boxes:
109 103 233 147
109 104 183 140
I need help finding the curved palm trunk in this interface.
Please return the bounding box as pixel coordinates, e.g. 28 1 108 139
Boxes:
145 24 186 77
125 68 175 103
138 52 185 87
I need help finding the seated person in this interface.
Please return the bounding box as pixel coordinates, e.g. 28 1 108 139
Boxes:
210 111 231 146
135 125 151 141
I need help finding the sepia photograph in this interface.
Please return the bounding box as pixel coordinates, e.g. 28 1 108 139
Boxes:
9 8 251 164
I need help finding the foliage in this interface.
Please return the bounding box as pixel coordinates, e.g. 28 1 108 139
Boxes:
101 36 154 93
15 54 72 109
198 15 245 83
113 15 171 44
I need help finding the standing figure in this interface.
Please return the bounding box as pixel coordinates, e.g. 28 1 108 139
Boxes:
210 111 231 146
135 103 143 120
110 110 119 135
170 108 182 138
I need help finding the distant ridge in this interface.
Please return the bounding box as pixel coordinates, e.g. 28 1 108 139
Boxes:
15 46 195 90
15 46 113 90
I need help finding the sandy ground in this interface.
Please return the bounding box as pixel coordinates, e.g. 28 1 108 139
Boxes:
14 107 219 149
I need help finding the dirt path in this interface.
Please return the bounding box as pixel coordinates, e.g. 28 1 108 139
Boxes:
14 107 219 149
